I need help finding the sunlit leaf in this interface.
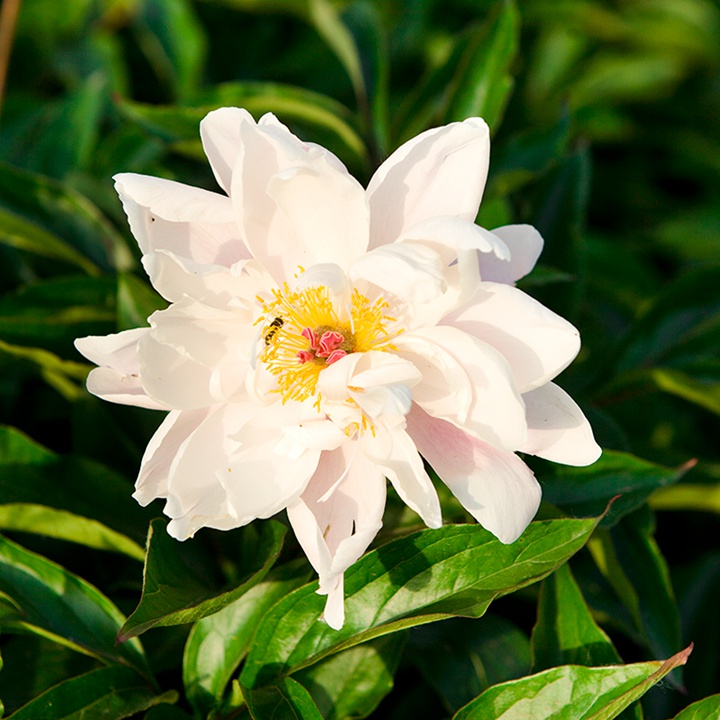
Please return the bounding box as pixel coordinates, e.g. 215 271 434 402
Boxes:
119 519 287 640
241 518 598 695
453 646 692 719
0 503 145 561
671 693 720 719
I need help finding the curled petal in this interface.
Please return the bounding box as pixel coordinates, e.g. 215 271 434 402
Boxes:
114 173 247 267
407 406 540 544
367 118 490 249
445 282 580 392
521 383 601 466
477 224 544 284
362 425 442 529
395 326 527 450
287 444 386 629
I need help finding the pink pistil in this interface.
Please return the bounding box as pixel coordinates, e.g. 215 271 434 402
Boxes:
316 331 345 358
296 350 315 364
301 327 319 350
324 349 347 365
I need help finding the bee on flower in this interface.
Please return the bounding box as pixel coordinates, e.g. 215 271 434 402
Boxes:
75 108 600 629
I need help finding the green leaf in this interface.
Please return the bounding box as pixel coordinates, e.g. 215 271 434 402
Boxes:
117 273 166 331
120 82 367 171
0 206 101 276
0 426 153 544
443 0 520 131
183 561 310 717
244 677 323 720
531 563 620 672
648 367 720 416
241 518 597 692
588 508 681 670
6 666 172 720
540 449 690 526
452 646 693 720
0 160 131 272
119 519 287 640
650 483 720 514
0 504 145 561
295 633 406 720
0 533 148 673
671 694 720 719
408 615 531 713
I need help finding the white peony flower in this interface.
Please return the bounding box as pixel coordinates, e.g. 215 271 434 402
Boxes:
75 108 601 629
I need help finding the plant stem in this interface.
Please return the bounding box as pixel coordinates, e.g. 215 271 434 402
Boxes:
0 0 22 124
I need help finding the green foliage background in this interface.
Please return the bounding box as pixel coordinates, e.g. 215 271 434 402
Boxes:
0 0 719 718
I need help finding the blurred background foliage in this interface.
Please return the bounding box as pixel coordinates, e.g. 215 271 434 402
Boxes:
0 0 719 718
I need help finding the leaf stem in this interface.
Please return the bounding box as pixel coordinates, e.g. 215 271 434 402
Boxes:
0 0 22 124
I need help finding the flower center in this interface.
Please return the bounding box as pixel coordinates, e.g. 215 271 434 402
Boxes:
258 283 398 404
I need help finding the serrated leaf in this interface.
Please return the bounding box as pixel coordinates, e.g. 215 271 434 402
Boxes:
409 615 531 713
0 503 145 561
119 518 286 640
241 518 597 694
443 0 519 131
6 666 172 720
296 633 406 720
540 449 689 526
531 562 620 672
183 561 310 717
671 694 720 719
0 534 148 673
453 646 692 720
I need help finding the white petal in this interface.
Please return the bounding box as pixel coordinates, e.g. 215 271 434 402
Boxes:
367 118 490 250
85 367 167 410
114 173 248 267
361 425 442 529
478 224 544 284
521 383 601 466
407 406 541 543
395 326 527 449
445 282 580 392
200 107 255 195
134 408 210 505
75 328 147 374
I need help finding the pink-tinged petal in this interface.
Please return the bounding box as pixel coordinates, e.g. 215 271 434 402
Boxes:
477 224 544 284
445 282 580 392
362 425 442 529
395 326 527 450
75 328 147 374
114 173 248 267
287 443 386 629
521 383 601 466
199 107 255 195
85 367 167 410
134 408 210 505
367 118 490 250
407 406 541 543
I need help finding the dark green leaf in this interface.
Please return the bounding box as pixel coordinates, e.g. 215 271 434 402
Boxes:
6 666 172 720
453 646 692 720
0 534 149 673
119 519 286 640
540 449 689 526
531 562 620 671
409 615 531 713
241 518 597 692
443 0 519 131
295 633 406 720
183 561 311 717
117 273 166 331
244 677 323 720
